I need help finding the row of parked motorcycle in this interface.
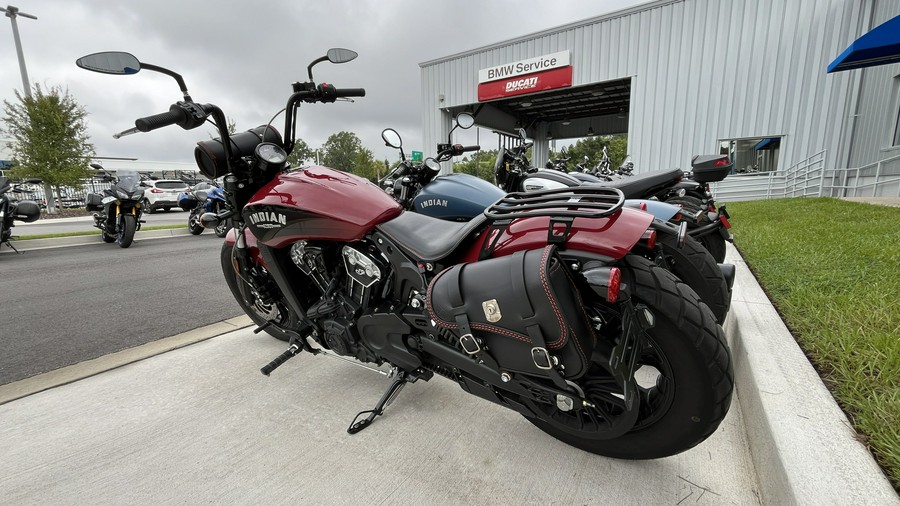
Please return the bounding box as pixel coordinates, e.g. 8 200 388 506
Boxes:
547 147 635 181
80 169 228 249
67 47 736 461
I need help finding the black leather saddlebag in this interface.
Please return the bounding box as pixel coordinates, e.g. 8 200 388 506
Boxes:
85 193 103 212
427 245 595 379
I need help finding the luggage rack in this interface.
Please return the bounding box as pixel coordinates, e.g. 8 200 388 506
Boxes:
478 187 626 257
483 186 625 221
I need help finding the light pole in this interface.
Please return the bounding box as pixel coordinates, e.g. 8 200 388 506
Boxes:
2 5 37 98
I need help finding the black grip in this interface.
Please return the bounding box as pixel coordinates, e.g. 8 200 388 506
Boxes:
333 88 366 98
460 145 480 153
135 106 186 132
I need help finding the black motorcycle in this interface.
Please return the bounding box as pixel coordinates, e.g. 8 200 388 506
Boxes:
85 169 145 248
496 133 733 262
0 177 41 253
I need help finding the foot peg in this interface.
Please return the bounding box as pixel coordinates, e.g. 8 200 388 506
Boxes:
260 344 300 376
347 370 409 434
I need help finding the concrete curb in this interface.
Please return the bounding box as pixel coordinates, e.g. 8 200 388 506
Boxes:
0 315 252 406
725 244 898 504
2 227 191 252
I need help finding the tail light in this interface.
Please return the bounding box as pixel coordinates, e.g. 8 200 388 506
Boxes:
150 188 163 193
713 158 730 167
639 202 647 211
582 265 622 303
641 229 657 250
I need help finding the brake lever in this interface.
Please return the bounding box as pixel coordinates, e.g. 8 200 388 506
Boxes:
112 127 141 139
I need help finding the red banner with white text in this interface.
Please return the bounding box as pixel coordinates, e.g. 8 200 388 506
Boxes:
477 66 573 102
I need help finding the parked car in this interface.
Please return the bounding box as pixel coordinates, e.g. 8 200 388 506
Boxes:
140 179 191 213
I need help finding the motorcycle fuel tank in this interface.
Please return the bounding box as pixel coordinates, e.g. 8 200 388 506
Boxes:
244 166 402 247
413 173 506 221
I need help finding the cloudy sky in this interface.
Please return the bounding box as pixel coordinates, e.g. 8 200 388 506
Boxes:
1 0 647 165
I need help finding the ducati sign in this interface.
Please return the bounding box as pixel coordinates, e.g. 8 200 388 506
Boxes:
477 66 573 102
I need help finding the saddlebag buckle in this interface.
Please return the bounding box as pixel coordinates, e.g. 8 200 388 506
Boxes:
459 333 481 355
531 347 553 370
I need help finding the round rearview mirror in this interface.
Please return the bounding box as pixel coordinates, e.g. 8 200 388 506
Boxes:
327 48 358 64
456 113 475 129
76 52 141 75
382 128 402 149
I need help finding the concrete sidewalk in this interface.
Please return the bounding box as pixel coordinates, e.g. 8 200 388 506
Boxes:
0 244 896 504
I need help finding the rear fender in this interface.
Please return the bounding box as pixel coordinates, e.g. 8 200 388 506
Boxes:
624 199 678 221
459 207 653 263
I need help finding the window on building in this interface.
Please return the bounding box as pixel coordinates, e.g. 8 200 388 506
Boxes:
719 137 781 174
893 103 900 146
894 75 900 147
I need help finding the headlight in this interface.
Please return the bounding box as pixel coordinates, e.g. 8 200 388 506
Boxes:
116 190 129 199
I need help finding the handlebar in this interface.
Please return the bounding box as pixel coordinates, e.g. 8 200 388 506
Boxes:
135 102 212 132
135 107 186 132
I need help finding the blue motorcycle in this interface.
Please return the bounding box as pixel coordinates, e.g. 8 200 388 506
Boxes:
177 182 229 237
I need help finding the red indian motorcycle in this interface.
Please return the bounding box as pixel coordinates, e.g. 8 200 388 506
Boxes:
76 48 732 460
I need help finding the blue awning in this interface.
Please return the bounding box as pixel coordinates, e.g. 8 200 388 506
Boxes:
754 137 780 151
828 14 900 73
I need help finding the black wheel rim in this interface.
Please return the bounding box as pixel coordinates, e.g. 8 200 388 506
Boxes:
527 304 676 439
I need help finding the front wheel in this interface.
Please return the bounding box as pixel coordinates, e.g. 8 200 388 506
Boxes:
117 214 136 248
220 243 299 342
524 255 733 459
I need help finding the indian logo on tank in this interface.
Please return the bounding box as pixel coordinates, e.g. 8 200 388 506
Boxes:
418 198 448 209
249 210 287 229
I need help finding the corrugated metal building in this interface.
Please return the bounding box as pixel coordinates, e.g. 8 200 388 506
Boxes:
419 0 900 188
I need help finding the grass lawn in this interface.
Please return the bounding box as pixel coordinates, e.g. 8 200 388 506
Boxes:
13 224 184 241
727 197 899 489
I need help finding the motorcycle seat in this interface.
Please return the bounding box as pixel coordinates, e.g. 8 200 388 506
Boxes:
376 211 489 262
589 168 684 198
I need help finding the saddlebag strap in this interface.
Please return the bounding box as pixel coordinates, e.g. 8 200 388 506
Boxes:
448 270 501 371
526 324 569 391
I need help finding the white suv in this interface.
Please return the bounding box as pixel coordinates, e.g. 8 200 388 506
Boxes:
140 179 191 213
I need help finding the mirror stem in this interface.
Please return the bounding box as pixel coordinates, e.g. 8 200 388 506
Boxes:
141 63 192 101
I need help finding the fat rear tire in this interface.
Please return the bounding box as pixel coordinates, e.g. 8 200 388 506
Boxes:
665 196 727 263
652 221 730 323
525 255 733 459
220 243 299 342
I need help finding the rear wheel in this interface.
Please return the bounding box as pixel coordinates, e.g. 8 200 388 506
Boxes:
524 255 733 459
188 209 204 235
665 196 727 263
652 221 730 323
214 218 230 238
100 228 116 243
117 214 136 248
220 243 299 342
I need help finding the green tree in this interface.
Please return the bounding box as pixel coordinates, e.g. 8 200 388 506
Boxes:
321 131 365 173
287 138 316 168
453 150 499 182
2 84 95 213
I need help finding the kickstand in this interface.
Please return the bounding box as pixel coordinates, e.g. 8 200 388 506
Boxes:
347 370 409 434
3 241 21 254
